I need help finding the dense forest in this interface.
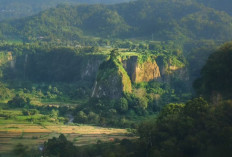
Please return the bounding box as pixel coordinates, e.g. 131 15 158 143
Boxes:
196 0 232 15
0 0 131 21
0 0 232 157
0 0 232 42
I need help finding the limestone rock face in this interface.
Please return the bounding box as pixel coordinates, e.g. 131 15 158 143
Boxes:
7 53 106 82
92 55 164 99
122 56 161 83
92 72 126 99
80 56 105 81
134 60 161 83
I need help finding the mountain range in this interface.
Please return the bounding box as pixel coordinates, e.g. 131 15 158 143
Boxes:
0 0 232 43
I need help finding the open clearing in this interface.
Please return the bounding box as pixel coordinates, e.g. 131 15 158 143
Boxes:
0 123 135 153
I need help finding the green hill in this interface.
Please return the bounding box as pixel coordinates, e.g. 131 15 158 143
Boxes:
0 0 131 21
196 0 232 15
1 0 232 42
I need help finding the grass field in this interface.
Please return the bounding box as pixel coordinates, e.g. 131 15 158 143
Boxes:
0 123 135 154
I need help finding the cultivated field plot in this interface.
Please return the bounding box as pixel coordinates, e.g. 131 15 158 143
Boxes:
0 124 134 153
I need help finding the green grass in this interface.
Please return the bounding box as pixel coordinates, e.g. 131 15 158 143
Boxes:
120 51 139 57
0 118 31 125
40 98 87 106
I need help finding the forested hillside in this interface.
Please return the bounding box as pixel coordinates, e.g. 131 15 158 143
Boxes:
0 0 131 21
0 0 232 42
196 0 232 15
0 1 232 156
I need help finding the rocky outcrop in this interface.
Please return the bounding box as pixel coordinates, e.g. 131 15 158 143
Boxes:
91 59 132 99
122 56 161 83
92 54 189 99
3 51 188 99
6 53 106 82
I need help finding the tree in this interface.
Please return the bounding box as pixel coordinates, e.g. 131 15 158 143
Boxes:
116 98 128 113
13 143 29 157
110 49 119 60
136 97 148 110
194 42 232 100
183 97 208 118
50 109 59 119
137 98 213 157
43 134 78 157
74 111 88 123
7 95 31 108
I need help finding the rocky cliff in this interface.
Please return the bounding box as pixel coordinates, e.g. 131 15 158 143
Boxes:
5 52 106 83
91 58 132 99
2 50 188 99
122 56 161 83
92 54 188 99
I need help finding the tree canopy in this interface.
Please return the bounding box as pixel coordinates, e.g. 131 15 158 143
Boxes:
194 42 232 100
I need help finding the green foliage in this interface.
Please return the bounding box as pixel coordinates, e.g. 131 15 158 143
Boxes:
135 97 148 110
87 111 100 123
137 98 232 157
50 109 59 118
196 0 232 15
110 49 120 60
74 111 88 123
13 143 29 157
7 95 31 108
186 40 219 82
0 82 12 99
43 134 78 157
41 134 137 157
22 109 39 116
184 97 208 118
116 97 128 113
0 0 232 42
194 42 232 100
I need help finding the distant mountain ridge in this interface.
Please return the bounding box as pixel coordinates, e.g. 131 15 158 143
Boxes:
0 0 132 21
195 0 232 15
0 0 232 42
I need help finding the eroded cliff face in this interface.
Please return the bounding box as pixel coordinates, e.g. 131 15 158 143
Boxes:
92 55 162 99
3 51 188 99
154 55 189 83
92 54 188 99
5 53 106 82
122 56 161 83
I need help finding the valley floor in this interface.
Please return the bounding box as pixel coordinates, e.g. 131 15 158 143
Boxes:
0 123 135 155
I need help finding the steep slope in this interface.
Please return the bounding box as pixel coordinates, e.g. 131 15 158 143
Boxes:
0 43 188 101
92 56 132 99
122 56 161 83
4 47 106 83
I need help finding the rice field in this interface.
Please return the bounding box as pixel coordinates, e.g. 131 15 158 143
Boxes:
0 123 135 154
